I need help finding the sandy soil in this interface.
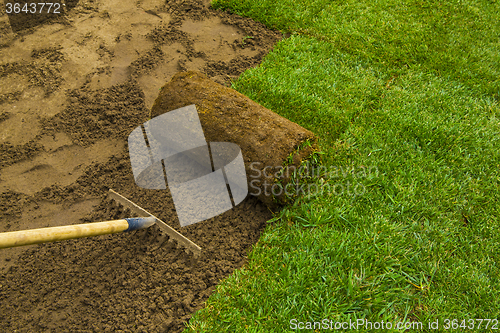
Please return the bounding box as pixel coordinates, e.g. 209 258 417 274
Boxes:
0 0 282 331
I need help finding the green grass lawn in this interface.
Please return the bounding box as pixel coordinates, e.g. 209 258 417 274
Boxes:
185 0 500 332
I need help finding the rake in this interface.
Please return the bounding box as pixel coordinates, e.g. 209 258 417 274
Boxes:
0 189 202 257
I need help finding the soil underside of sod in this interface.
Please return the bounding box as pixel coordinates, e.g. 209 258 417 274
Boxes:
0 0 282 331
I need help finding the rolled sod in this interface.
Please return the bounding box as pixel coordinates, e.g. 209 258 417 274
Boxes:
150 71 319 207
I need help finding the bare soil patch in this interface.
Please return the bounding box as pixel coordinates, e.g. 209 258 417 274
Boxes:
0 0 282 331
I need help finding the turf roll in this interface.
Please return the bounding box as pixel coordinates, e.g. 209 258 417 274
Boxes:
149 71 319 207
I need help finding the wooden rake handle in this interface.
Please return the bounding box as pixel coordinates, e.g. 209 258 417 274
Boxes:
0 217 155 249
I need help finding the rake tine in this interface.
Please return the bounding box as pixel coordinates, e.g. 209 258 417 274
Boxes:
108 189 202 257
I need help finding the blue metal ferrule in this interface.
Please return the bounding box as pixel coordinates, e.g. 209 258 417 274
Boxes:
125 217 156 231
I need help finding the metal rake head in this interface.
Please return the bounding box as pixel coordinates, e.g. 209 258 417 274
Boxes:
108 189 202 257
